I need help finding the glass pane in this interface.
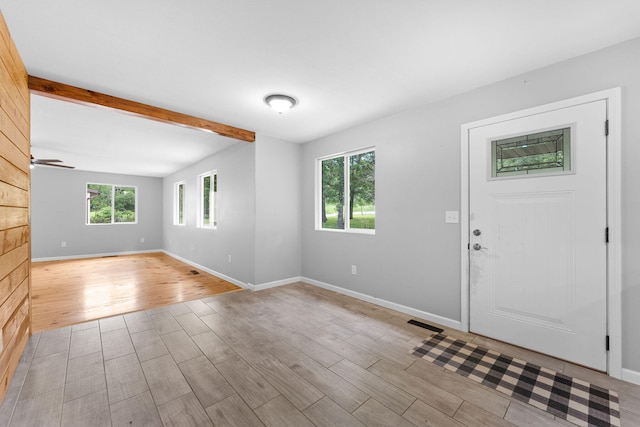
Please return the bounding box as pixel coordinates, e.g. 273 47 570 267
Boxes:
178 183 184 224
212 174 217 226
349 151 375 230
203 175 211 226
114 186 136 223
321 156 345 229
87 184 112 224
492 127 571 177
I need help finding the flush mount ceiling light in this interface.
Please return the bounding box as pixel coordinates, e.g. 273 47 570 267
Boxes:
264 94 297 114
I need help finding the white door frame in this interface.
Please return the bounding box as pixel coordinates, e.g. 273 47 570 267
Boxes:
460 88 622 378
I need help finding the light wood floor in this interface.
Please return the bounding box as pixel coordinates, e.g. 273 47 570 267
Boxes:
1 282 638 426
31 252 241 333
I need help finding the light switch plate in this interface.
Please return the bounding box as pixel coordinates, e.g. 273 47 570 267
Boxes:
445 211 459 224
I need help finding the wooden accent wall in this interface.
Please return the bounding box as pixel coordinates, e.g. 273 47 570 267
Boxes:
0 13 31 401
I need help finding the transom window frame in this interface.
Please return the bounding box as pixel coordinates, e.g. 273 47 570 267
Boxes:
174 181 185 226
315 146 376 235
86 182 138 225
198 170 218 229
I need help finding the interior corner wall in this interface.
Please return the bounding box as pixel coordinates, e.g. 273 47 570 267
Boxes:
300 36 640 373
161 142 256 286
254 135 302 286
31 167 163 259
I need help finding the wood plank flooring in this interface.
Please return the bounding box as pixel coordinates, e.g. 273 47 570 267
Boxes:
30 252 241 333
1 282 638 426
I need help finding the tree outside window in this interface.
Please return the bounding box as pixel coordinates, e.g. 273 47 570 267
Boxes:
320 149 375 232
174 182 185 225
199 171 217 228
87 183 136 224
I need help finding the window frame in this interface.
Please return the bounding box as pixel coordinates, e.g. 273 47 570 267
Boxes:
86 182 138 225
198 170 218 229
174 181 185 226
316 147 375 235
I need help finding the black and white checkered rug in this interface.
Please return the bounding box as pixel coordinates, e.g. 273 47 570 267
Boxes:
411 334 620 427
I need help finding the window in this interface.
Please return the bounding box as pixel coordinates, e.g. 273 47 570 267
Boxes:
174 181 185 225
199 171 217 228
492 127 571 178
86 183 137 224
318 148 375 233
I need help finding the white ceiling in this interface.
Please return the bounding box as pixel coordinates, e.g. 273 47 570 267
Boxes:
2 1 640 177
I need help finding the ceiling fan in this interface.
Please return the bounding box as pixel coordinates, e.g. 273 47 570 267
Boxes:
30 155 75 169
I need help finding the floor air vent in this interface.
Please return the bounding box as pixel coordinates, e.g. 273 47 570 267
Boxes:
407 319 444 333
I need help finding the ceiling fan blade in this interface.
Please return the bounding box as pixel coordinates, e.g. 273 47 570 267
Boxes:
36 162 75 169
31 154 75 169
34 159 63 163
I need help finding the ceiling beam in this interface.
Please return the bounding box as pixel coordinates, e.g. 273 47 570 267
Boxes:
28 76 255 143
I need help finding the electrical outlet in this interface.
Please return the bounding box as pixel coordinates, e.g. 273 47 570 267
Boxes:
140 237 145 243
61 241 67 247
351 265 357 275
228 254 232 263
190 244 194 251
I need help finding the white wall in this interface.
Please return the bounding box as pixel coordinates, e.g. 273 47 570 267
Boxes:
31 168 163 259
301 36 640 373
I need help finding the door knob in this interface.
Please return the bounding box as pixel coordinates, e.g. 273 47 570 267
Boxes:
473 243 482 250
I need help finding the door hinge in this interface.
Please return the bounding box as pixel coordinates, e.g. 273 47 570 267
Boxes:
606 335 610 351
605 227 609 243
467 243 470 250
605 120 609 136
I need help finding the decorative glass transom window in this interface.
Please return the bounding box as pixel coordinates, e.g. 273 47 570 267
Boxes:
491 127 571 178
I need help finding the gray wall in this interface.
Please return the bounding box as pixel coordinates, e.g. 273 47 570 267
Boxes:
301 37 640 372
254 136 302 285
31 168 162 259
162 142 256 286
31 134 302 289
160 136 302 287
30 36 640 374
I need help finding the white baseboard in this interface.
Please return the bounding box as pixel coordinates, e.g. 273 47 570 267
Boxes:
162 251 302 292
622 368 640 386
254 277 302 291
300 277 640 384
33 249 295 293
32 249 162 263
29 252 639 383
161 250 250 290
301 276 462 330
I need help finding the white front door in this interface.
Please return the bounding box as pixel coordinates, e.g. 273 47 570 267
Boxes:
468 99 608 371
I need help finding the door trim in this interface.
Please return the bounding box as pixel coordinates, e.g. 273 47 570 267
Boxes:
460 88 622 378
